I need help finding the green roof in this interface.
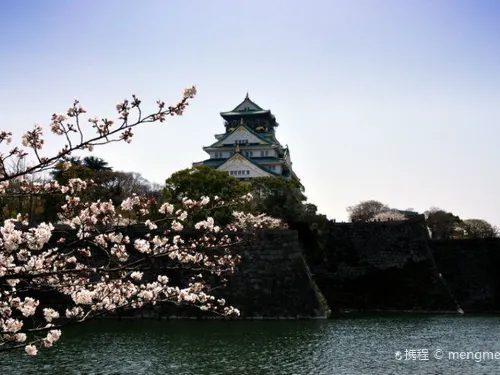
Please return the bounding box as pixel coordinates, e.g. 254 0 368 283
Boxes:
252 157 283 163
194 153 284 178
194 156 283 166
192 159 225 168
220 94 274 118
206 124 273 148
232 94 263 111
203 144 285 152
220 110 270 117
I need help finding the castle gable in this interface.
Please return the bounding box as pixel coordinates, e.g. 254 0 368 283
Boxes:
214 125 271 147
217 153 272 178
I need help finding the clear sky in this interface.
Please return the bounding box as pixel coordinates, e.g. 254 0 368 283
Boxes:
1 0 499 225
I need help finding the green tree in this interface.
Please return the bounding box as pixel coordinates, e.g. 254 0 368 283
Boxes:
164 166 249 225
164 166 248 202
50 157 82 182
82 156 112 172
347 200 388 222
46 158 116 222
248 176 306 222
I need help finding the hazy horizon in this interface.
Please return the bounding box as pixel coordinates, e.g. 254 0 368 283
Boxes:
1 0 499 226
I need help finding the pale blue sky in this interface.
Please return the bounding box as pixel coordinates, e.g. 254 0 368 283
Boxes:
1 0 499 225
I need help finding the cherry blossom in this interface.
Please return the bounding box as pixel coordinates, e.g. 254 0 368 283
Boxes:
0 87 283 356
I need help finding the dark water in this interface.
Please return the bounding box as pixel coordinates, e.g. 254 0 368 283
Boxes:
2 315 500 375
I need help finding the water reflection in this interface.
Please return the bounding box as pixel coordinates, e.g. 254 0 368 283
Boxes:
2 315 500 375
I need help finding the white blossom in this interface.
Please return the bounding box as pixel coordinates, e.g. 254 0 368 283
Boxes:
0 91 269 356
171 221 184 231
130 271 143 281
43 308 60 322
158 202 174 215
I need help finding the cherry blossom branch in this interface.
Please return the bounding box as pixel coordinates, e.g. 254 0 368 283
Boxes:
0 87 286 357
0 87 196 182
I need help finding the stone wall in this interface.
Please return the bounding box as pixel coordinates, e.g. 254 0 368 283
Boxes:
52 221 500 318
218 230 325 318
113 229 326 319
312 216 459 313
430 238 500 312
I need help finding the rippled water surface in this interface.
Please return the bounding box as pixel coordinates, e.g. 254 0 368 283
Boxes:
2 315 500 374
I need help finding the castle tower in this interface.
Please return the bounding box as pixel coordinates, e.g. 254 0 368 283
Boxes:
193 94 298 181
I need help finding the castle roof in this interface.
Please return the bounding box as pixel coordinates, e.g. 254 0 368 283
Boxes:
193 153 283 178
206 123 273 148
220 93 273 118
216 152 281 177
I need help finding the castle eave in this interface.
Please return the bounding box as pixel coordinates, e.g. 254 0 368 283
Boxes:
220 110 271 117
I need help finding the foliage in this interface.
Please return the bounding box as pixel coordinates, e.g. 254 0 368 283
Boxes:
81 156 112 172
0 87 282 355
164 166 249 203
244 178 328 264
288 203 329 266
462 219 498 239
347 200 388 222
162 170 325 263
164 166 249 226
425 207 462 239
248 176 306 223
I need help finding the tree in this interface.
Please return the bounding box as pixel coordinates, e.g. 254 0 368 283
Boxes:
164 166 250 225
347 200 388 222
0 159 48 225
47 161 111 222
248 176 306 223
425 207 462 239
52 163 95 185
82 156 112 172
372 210 407 222
0 87 282 355
103 171 161 203
164 166 249 202
462 219 498 239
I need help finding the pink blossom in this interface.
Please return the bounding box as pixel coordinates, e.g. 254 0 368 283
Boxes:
25 345 37 356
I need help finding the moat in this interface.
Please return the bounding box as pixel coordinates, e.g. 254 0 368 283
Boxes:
3 315 500 375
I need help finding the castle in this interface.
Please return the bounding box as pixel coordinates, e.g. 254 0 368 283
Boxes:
193 94 297 181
